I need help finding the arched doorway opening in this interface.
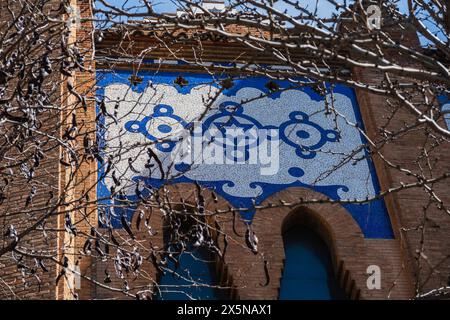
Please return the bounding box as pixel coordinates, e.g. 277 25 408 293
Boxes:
155 204 228 300
279 224 346 300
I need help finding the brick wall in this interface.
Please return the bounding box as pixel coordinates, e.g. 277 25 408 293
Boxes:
0 0 99 300
0 0 64 299
353 67 450 294
347 17 450 295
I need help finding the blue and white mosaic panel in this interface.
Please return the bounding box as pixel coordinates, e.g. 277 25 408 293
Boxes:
97 69 394 238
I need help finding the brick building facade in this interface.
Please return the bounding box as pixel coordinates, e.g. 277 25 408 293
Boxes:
1 0 449 300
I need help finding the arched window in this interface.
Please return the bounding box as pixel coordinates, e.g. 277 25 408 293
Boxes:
156 246 226 300
155 208 227 300
279 225 346 300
